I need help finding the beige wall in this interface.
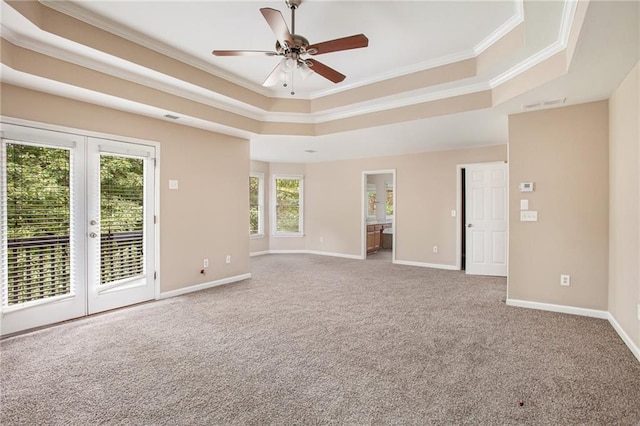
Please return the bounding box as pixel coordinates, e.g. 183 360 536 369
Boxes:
609 62 640 349
305 145 507 263
1 84 250 293
508 101 609 310
250 160 270 254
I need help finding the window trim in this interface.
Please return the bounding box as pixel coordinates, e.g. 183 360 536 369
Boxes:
249 172 264 238
271 174 304 237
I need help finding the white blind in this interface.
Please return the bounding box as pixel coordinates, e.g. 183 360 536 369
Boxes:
1 141 73 306
99 154 145 285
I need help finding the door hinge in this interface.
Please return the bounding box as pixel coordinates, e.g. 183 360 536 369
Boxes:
154 271 157 280
153 158 157 168
154 215 157 224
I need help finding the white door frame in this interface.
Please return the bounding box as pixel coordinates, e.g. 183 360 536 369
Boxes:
455 161 508 272
0 118 161 336
361 169 396 261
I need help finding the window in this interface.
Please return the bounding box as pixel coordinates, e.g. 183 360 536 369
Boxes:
249 172 264 236
385 182 394 218
367 183 377 219
272 175 303 235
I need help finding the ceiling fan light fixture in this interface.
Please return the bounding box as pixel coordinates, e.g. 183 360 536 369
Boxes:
299 62 314 79
283 57 297 71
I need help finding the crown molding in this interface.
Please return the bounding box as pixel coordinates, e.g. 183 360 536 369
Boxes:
40 0 526 102
1 26 273 121
489 0 577 88
5 0 579 132
39 0 275 98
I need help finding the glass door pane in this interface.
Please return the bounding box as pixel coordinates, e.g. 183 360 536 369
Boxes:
99 155 144 286
4 143 72 304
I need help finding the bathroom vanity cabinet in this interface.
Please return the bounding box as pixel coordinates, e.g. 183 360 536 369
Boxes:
366 223 392 253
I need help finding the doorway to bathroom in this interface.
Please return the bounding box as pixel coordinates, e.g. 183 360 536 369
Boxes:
362 170 396 262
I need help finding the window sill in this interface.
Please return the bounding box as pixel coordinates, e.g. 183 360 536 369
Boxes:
272 233 304 238
250 234 265 240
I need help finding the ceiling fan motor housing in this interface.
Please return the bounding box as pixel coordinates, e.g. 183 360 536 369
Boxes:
276 34 311 54
285 0 302 9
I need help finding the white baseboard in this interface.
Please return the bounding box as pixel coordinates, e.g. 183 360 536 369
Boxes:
607 313 640 363
393 260 458 270
159 273 251 299
505 298 609 319
250 251 269 257
507 298 639 363
265 249 361 260
306 250 362 260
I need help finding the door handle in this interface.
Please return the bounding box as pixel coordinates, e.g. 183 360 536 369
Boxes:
89 232 98 238
90 220 98 226
467 224 473 228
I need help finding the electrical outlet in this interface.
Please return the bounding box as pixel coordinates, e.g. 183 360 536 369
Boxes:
225 255 231 264
320 236 324 243
203 259 209 268
560 274 571 287
433 246 439 253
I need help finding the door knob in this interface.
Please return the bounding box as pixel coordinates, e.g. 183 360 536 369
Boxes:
89 232 98 238
467 224 473 228
90 220 98 226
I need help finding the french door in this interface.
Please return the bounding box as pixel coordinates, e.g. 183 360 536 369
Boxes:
0 125 157 335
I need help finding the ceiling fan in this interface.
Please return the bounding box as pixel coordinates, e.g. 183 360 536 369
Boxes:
212 0 368 93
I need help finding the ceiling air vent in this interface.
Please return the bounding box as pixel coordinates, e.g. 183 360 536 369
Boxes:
164 114 180 120
522 98 566 111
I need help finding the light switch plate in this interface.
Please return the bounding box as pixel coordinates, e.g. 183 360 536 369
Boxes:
520 199 529 210
520 211 538 222
451 210 457 217
169 180 179 190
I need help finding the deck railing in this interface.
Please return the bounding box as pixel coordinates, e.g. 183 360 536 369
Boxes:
4 231 143 306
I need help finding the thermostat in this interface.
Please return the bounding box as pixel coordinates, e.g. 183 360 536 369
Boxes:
519 182 534 192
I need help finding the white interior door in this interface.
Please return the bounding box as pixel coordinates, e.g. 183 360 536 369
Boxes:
86 138 156 314
1 125 157 335
465 163 507 276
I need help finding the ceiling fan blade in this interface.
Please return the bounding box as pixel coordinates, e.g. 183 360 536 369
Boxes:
308 34 369 55
306 59 346 83
212 50 278 57
260 8 294 48
263 60 286 87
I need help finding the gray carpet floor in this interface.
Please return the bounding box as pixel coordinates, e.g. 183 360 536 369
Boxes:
1 253 639 425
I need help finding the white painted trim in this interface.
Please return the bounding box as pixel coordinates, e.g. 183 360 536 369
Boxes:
41 0 526 102
473 0 525 55
361 170 396 262
256 250 362 260
306 250 362 260
505 299 609 319
607 313 640 363
159 273 251 299
393 260 458 271
40 0 274 98
506 299 640 363
267 250 307 255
